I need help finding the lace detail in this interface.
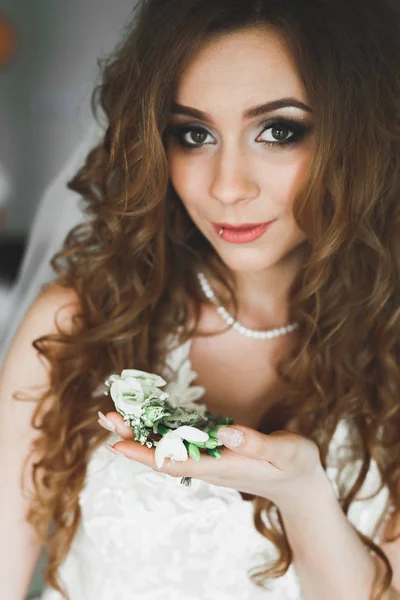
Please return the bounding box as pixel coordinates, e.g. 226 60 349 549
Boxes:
39 335 389 600
161 333 209 419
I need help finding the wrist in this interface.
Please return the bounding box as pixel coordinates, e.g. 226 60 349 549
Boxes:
275 465 337 520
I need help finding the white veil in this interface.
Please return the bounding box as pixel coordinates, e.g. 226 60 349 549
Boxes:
0 121 104 365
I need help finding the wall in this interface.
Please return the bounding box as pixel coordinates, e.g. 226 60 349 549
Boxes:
0 0 137 234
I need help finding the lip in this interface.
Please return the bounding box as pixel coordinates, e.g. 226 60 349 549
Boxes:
212 220 275 231
212 220 276 244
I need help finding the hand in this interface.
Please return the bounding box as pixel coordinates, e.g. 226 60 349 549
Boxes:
99 411 326 508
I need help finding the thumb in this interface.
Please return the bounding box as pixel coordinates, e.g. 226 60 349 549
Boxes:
216 424 301 467
216 425 246 448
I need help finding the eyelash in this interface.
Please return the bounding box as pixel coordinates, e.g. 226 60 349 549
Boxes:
165 118 311 151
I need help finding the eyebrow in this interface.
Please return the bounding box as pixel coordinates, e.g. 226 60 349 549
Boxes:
170 97 313 121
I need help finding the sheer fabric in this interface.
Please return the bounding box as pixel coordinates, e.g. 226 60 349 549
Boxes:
0 123 104 365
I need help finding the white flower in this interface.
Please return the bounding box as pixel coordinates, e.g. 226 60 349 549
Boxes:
155 426 209 469
105 369 168 418
120 369 167 388
109 378 144 417
173 426 209 443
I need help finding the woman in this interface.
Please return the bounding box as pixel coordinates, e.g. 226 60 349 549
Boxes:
0 0 399 599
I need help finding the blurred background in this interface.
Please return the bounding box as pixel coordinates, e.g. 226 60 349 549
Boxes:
0 1 141 346
0 1 139 597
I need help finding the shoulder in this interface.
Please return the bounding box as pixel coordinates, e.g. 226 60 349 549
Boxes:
30 282 81 321
0 284 83 448
1 284 83 388
15 283 82 342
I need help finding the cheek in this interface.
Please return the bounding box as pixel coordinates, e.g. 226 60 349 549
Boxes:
262 155 310 214
167 154 205 208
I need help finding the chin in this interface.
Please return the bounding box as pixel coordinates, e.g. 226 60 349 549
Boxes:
215 247 281 273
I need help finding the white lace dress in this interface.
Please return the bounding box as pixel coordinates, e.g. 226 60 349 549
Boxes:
38 335 390 600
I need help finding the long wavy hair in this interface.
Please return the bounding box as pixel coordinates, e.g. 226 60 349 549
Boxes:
21 0 400 598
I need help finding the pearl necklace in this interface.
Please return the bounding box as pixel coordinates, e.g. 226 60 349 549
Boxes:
197 271 299 339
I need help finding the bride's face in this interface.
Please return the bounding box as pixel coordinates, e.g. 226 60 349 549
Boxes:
165 27 315 274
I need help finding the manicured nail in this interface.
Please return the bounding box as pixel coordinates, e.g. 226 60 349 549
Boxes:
217 427 244 447
98 411 116 432
105 443 124 456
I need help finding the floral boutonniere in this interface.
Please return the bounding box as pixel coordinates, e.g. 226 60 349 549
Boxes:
104 369 234 485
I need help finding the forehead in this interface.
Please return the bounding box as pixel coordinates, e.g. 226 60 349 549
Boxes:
174 27 307 110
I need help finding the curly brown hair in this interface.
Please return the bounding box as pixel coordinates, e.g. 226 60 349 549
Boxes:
21 0 400 598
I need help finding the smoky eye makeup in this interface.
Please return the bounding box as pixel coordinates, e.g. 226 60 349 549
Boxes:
164 116 313 151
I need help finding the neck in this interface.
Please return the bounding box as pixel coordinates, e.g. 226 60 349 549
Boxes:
206 243 309 330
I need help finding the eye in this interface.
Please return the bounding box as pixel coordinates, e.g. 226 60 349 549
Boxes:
185 128 214 146
259 123 294 144
165 125 215 148
164 118 311 150
257 119 310 148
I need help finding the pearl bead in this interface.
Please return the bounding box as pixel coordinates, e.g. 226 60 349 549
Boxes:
197 271 299 339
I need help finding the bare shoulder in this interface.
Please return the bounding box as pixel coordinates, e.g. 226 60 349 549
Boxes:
0 284 83 413
22 283 82 335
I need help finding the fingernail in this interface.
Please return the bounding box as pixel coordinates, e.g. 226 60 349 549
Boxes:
105 442 124 456
98 411 116 432
217 427 243 447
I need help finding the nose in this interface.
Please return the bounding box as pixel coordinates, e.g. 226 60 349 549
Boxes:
209 144 260 206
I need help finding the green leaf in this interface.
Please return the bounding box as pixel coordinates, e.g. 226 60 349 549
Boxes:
207 448 222 459
204 438 220 449
190 441 207 448
188 443 201 463
207 425 226 438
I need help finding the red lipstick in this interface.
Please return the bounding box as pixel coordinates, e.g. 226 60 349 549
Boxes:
211 220 276 244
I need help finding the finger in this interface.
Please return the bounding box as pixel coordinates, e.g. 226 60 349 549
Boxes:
111 437 188 477
112 438 155 465
98 410 135 440
112 437 195 475
216 425 302 467
112 437 234 479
